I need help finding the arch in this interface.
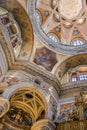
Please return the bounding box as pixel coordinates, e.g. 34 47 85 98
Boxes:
55 54 87 81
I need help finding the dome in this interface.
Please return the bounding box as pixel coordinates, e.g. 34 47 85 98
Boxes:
29 0 87 54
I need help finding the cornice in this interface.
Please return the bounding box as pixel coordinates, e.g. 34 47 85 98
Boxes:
61 81 87 96
10 61 61 94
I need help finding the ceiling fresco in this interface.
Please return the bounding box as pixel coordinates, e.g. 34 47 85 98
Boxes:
34 47 57 71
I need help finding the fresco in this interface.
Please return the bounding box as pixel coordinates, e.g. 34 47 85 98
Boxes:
57 102 75 123
34 48 57 71
2 76 19 86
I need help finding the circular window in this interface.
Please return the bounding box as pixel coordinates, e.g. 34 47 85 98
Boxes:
25 93 33 99
29 0 87 55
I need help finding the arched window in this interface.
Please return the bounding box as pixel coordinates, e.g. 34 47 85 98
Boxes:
78 67 87 81
71 72 77 82
69 66 87 82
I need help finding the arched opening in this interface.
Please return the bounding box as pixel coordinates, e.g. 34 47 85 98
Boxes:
69 66 87 82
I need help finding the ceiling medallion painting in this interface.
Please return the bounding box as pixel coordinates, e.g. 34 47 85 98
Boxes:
34 47 57 71
29 0 87 54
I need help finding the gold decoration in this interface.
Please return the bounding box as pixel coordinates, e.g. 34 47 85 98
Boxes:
57 90 87 130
